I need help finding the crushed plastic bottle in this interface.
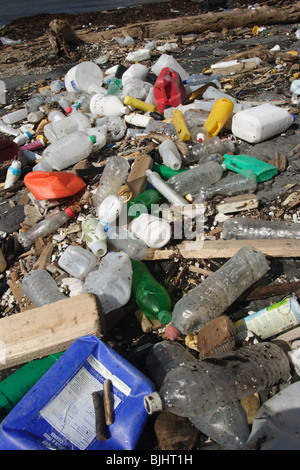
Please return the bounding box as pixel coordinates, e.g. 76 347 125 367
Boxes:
182 136 236 165
22 269 67 306
93 156 130 209
167 161 225 196
222 217 300 240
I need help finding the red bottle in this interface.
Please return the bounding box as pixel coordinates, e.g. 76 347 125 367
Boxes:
153 67 187 114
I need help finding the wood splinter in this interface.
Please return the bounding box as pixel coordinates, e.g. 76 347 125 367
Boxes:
103 379 114 426
92 390 108 441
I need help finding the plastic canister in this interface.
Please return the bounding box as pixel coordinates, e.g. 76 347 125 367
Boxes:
235 296 300 341
121 64 148 84
58 245 98 280
129 213 171 248
231 103 296 144
151 54 190 81
153 67 188 114
64 61 103 94
89 94 129 117
43 110 91 143
0 335 155 450
203 98 234 138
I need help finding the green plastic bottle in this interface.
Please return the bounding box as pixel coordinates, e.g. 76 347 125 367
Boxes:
223 153 278 182
0 352 64 421
152 163 186 180
127 189 161 218
131 259 172 325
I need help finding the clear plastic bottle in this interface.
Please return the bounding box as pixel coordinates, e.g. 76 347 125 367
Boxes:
158 139 182 170
106 225 149 260
83 251 133 314
58 245 98 279
182 136 236 165
167 161 225 196
145 170 188 206
192 169 257 202
22 269 67 306
183 73 222 87
3 108 28 125
146 340 250 450
222 217 300 240
66 93 92 114
131 259 172 325
92 156 130 209
18 206 78 249
165 246 269 340
43 110 91 143
144 342 291 416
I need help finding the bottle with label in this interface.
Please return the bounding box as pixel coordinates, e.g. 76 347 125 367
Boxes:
58 245 98 280
4 160 22 189
106 226 149 260
146 340 250 450
93 156 130 210
183 136 236 165
13 130 34 146
130 259 172 325
166 161 225 196
18 206 78 249
144 342 290 416
222 217 300 240
66 93 93 114
164 246 269 340
22 269 67 307
81 217 108 257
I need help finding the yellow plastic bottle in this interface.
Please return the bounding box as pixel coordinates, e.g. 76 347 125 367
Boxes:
123 95 157 113
172 109 191 141
203 98 234 139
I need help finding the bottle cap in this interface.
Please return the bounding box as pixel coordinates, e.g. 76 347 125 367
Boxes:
66 107 72 114
164 324 179 341
143 392 163 415
157 310 172 325
90 135 96 144
64 207 75 218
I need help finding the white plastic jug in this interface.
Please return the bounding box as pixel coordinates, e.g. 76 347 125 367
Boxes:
232 103 295 143
64 61 103 93
129 213 171 248
151 54 190 81
43 110 91 143
90 94 129 117
83 251 133 314
97 194 123 226
58 245 98 279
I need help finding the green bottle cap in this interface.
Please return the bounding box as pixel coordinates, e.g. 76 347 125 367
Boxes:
90 135 96 144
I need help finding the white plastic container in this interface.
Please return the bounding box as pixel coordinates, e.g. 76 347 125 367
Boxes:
13 130 33 146
146 170 188 206
129 213 171 248
58 245 98 279
85 126 107 149
4 160 22 188
0 123 20 137
3 108 28 124
232 103 295 143
158 139 182 170
151 54 190 81
124 113 153 128
48 110 66 122
43 110 91 143
83 251 133 314
90 94 129 117
41 131 96 171
64 61 103 93
290 79 300 95
122 64 148 84
97 194 123 226
126 49 151 62
81 217 107 257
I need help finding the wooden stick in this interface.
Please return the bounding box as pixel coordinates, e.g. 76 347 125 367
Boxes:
103 379 114 426
92 391 108 441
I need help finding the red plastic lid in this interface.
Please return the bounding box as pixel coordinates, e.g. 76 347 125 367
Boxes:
66 107 72 114
164 324 179 341
64 206 75 218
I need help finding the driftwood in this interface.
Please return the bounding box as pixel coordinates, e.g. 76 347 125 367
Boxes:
84 2 300 40
47 19 83 58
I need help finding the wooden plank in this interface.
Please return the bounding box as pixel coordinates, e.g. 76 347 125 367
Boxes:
127 154 153 199
216 194 259 214
0 293 105 370
145 239 300 260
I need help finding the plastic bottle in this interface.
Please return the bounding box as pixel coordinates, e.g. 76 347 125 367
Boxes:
231 103 295 144
182 136 236 165
18 206 78 249
146 340 250 450
222 217 300 240
43 110 91 143
183 73 222 87
4 160 22 188
93 156 130 209
0 123 20 137
106 225 149 260
40 131 96 171
58 245 98 279
183 82 219 105
203 98 234 138
123 95 157 113
25 95 45 112
12 130 33 146
158 139 182 170
124 112 153 128
152 163 186 180
189 124 208 143
120 78 152 102
166 160 225 196
83 251 133 314
89 94 129 117
27 110 44 123
0 352 64 422
192 169 257 202
172 109 191 141
127 189 161 218
66 93 93 114
144 342 290 416
122 63 148 84
126 48 151 62
3 108 28 125
96 195 123 229
223 153 278 182
21 135 47 152
48 110 65 122
129 213 172 248
290 79 300 96
81 217 108 257
146 170 188 206
130 259 172 325
22 269 67 306
164 246 269 340
95 116 127 142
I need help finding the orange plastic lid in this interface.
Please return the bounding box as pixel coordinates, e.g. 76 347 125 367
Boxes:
24 171 86 200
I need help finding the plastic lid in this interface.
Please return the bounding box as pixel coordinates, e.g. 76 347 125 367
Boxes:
64 207 75 218
90 239 107 257
164 324 179 341
66 106 72 114
143 392 163 415
90 135 96 144
157 310 172 325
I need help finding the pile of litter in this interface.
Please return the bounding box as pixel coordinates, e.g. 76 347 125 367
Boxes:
0 23 300 451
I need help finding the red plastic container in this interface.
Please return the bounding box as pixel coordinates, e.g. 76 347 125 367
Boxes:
153 67 187 114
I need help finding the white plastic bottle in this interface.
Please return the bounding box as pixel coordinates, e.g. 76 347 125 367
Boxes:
58 245 98 279
232 103 295 143
129 213 172 248
90 94 129 117
43 110 91 143
3 108 28 124
40 131 96 171
93 156 130 209
13 130 33 146
96 194 123 227
158 139 182 170
81 217 107 257
83 251 133 314
4 160 22 188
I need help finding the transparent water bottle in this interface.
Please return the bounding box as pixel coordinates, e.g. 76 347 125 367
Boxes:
164 246 269 340
93 156 130 209
167 161 225 196
192 169 257 202
182 136 236 165
222 217 300 240
22 269 66 307
106 225 149 260
146 340 250 450
18 206 78 249
58 245 98 279
144 342 291 416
